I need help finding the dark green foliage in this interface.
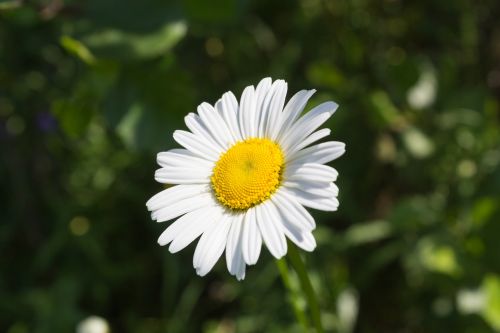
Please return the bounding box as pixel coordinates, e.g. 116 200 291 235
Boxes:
1 0 500 332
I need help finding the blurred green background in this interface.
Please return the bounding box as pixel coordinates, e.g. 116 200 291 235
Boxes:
1 0 500 332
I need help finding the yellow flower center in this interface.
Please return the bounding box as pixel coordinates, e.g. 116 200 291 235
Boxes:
211 138 285 210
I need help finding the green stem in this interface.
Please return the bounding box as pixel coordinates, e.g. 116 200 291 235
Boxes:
276 258 310 332
287 243 324 333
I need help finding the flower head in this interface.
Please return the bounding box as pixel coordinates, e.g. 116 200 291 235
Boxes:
147 78 345 280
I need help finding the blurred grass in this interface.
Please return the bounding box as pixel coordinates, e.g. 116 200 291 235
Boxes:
1 0 500 332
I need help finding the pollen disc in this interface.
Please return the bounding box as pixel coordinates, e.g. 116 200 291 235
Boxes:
211 138 284 210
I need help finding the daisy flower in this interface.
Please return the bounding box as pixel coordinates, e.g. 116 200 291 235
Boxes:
146 78 345 280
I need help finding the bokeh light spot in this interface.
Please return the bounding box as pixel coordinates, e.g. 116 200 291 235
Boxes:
69 216 90 236
205 37 224 57
6 115 25 136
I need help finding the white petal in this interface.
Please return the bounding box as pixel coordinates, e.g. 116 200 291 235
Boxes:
234 246 246 280
276 89 316 140
241 207 262 265
255 78 273 110
217 92 241 142
225 214 242 271
269 200 316 252
197 102 234 149
157 149 214 169
157 207 208 246
146 184 210 211
194 211 233 276
285 163 339 183
168 207 218 252
154 166 211 184
282 223 316 252
266 80 288 140
192 206 224 266
224 92 242 140
287 141 346 165
254 77 273 138
151 192 215 222
282 180 339 198
184 113 224 152
256 202 287 259
282 187 339 211
238 85 257 138
173 130 221 161
257 79 286 139
215 98 224 117
279 101 338 151
225 213 246 280
271 190 316 231
285 128 331 156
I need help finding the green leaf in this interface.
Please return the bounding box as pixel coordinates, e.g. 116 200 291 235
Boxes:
401 126 435 159
60 36 96 65
417 238 461 277
182 0 241 23
0 0 21 10
307 62 345 90
82 21 187 61
482 275 500 331
52 99 94 138
344 220 392 246
103 58 195 151
65 0 187 61
369 91 401 128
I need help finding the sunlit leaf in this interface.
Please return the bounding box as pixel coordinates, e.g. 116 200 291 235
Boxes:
60 36 96 65
481 275 500 331
83 21 187 61
344 220 392 246
401 126 435 159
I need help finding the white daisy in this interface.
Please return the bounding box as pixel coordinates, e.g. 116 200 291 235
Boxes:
146 78 345 280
